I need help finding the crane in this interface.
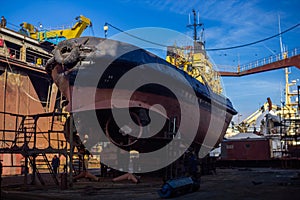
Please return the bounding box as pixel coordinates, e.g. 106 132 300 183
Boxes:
236 97 281 133
19 15 92 44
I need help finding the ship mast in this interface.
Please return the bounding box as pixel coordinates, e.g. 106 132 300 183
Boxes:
166 9 223 94
187 9 203 42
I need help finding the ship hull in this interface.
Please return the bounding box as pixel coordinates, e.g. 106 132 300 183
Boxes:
47 37 237 154
68 87 234 153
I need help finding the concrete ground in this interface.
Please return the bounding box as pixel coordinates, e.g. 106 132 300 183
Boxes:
1 167 300 200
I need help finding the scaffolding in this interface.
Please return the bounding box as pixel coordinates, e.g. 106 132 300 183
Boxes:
0 111 68 186
274 84 300 169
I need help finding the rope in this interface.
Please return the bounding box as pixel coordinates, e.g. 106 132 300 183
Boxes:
21 87 61 104
105 23 167 47
21 88 48 104
206 23 300 51
105 22 300 51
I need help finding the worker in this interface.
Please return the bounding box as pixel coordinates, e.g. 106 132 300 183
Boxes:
10 52 16 59
0 16 6 28
283 52 288 59
51 155 60 175
183 147 199 179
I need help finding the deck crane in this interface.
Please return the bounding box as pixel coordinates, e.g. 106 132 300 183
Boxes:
19 15 92 44
236 97 281 133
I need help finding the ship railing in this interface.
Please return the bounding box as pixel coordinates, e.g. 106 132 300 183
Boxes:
5 22 71 37
217 48 300 73
215 65 237 73
2 46 50 69
239 48 300 72
5 22 22 33
43 24 73 31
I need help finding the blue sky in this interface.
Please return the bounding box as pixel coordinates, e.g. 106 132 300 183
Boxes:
1 0 300 122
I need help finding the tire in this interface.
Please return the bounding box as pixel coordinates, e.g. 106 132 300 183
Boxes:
54 40 80 69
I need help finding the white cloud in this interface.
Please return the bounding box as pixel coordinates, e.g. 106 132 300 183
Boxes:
126 0 300 120
139 0 294 52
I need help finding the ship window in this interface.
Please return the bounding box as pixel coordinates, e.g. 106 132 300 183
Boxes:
5 41 21 60
245 144 250 148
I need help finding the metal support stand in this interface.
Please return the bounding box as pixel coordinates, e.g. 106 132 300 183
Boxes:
0 161 2 200
69 114 74 188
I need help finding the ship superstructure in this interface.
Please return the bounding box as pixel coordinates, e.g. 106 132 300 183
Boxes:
166 10 222 94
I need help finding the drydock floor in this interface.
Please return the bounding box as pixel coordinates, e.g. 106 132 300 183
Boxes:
1 167 300 200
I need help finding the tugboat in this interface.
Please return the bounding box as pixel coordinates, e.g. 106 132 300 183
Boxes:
45 11 237 171
45 41 236 143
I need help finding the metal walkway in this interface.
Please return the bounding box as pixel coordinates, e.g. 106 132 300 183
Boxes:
218 48 300 76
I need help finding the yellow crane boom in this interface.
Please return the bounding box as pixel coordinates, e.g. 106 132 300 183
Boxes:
20 15 92 44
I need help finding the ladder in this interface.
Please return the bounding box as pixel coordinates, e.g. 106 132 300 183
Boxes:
27 153 59 186
28 155 45 185
11 116 36 148
41 153 59 185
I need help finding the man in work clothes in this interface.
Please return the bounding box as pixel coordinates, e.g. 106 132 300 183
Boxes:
51 155 60 175
0 16 6 28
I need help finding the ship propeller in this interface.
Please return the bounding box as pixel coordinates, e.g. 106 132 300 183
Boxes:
105 111 142 148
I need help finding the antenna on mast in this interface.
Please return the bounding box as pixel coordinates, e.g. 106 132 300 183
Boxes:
278 15 284 54
187 9 203 42
278 14 291 107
